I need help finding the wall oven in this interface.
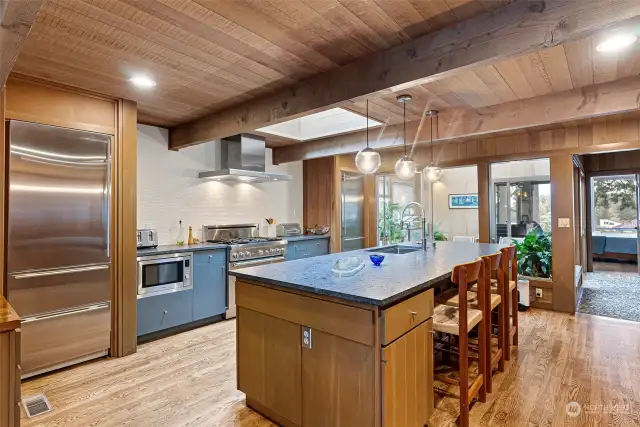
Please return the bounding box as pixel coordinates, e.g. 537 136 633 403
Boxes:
137 252 193 298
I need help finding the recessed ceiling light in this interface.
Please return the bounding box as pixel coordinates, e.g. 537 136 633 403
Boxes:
129 76 156 88
596 31 637 53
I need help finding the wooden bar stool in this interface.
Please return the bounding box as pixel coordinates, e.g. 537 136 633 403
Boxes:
481 252 506 392
443 253 504 394
433 258 487 427
500 245 519 360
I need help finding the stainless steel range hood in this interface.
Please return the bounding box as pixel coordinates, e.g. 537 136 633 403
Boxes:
198 134 292 182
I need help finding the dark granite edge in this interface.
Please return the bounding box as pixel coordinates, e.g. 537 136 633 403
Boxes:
230 269 451 307
283 235 330 242
137 243 228 256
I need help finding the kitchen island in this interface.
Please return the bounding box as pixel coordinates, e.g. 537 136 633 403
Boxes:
230 242 505 427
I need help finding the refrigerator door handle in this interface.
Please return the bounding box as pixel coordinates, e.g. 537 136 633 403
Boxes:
21 302 110 323
10 264 109 279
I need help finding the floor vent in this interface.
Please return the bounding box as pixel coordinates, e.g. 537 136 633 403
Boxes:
22 393 53 418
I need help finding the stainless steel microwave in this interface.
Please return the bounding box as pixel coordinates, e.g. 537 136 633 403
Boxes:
137 252 192 298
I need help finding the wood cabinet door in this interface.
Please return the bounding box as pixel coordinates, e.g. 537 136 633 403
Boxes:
301 329 375 427
382 318 433 427
237 308 302 426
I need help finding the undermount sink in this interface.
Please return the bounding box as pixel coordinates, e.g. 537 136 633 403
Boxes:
367 245 422 255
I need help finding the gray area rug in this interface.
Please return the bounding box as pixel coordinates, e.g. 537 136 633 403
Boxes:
578 272 640 322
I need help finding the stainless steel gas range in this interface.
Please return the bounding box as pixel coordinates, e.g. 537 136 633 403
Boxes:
203 224 287 319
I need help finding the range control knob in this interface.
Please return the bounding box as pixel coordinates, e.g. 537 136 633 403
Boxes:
238 252 245 258
244 251 252 257
258 249 264 256
231 253 238 259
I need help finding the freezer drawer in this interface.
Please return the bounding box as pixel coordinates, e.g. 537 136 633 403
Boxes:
21 304 110 376
8 264 110 317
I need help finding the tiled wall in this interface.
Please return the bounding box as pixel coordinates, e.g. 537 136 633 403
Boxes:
137 124 303 244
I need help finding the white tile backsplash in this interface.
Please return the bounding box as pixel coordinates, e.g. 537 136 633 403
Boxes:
137 124 303 244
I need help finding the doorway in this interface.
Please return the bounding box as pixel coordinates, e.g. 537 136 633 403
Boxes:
589 174 639 274
579 174 640 323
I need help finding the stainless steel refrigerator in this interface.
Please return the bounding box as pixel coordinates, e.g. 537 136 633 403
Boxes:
341 172 365 251
7 120 111 377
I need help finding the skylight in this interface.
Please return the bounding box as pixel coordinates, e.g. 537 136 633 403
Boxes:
257 107 383 141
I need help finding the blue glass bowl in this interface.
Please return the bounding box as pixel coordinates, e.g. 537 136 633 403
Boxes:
369 254 385 266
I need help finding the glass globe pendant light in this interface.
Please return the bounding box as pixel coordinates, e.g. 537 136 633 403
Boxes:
394 94 416 179
355 100 381 174
424 109 442 182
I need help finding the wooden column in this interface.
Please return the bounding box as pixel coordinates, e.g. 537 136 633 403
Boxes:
550 155 576 313
111 99 138 357
0 89 6 298
477 162 490 243
303 157 337 252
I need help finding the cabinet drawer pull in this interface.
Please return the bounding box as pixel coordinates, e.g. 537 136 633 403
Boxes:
409 310 418 316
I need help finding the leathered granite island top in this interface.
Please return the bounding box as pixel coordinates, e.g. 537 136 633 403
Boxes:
230 241 507 307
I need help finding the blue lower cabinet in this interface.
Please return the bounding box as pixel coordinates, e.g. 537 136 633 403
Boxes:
137 289 194 336
285 238 329 261
193 250 227 321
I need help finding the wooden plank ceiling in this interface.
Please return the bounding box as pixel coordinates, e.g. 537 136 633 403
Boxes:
344 34 640 127
12 0 507 128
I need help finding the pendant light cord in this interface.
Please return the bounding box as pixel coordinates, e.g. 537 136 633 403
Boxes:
403 102 407 155
430 113 433 164
366 99 369 148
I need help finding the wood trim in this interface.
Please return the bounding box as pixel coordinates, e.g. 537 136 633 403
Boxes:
236 280 375 346
0 1 43 89
111 99 138 357
477 162 490 243
273 76 640 164
550 155 575 314
171 0 640 148
0 328 19 427
0 89 5 298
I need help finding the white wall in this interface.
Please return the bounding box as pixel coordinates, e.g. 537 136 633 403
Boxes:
429 166 479 240
137 125 303 244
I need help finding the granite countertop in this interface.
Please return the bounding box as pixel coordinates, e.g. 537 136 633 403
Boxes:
0 297 20 333
230 242 507 307
283 235 330 242
137 242 228 256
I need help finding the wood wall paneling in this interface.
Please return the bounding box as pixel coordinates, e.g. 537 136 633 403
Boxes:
303 157 335 250
111 99 138 357
550 155 576 314
171 0 640 148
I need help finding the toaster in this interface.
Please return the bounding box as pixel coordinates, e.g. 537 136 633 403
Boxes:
137 229 158 248
276 223 302 237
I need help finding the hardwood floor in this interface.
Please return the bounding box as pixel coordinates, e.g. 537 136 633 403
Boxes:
21 309 640 427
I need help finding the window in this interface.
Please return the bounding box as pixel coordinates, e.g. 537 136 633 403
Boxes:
490 159 551 242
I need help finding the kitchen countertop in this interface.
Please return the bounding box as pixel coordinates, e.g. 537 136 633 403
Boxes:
230 242 507 307
283 235 329 242
137 242 228 256
0 297 20 333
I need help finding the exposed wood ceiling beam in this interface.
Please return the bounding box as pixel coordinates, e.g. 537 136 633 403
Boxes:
0 0 42 89
273 75 640 164
170 0 640 150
